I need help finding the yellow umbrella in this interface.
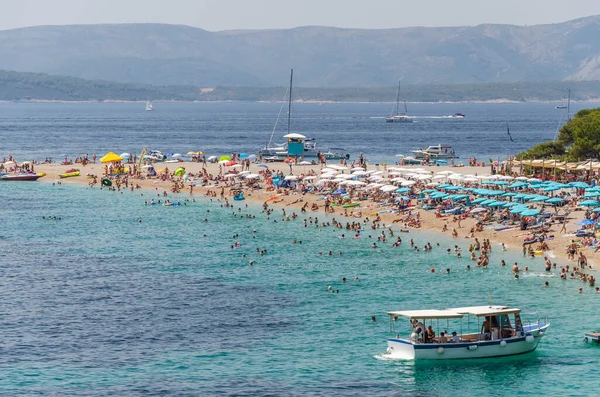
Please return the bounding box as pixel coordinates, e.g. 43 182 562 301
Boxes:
187 151 199 155
100 152 124 163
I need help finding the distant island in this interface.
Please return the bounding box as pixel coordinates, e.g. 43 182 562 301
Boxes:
1 70 600 103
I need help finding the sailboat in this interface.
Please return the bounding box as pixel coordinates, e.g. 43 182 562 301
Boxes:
145 100 154 111
261 70 348 160
555 89 571 121
386 80 413 123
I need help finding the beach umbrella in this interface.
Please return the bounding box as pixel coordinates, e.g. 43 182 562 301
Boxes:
142 165 154 169
401 181 416 187
298 161 312 165
284 157 295 164
488 201 506 207
303 176 317 181
187 151 199 155
223 173 237 178
333 189 347 195
120 152 131 158
239 153 248 159
592 207 600 213
508 182 527 189
579 200 600 207
238 171 250 175
502 202 519 208
100 152 124 163
521 209 541 217
207 156 217 162
510 206 529 214
395 187 412 193
285 175 299 181
571 182 590 188
225 161 238 167
471 198 487 204
515 176 529 181
348 181 367 186
542 186 560 192
255 162 269 168
530 196 549 202
470 208 487 214
584 191 600 198
171 153 182 158
578 219 595 226
245 174 260 179
546 197 565 204
219 155 232 162
395 196 411 202
502 192 517 197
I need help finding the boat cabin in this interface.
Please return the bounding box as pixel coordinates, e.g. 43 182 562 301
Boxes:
387 306 526 344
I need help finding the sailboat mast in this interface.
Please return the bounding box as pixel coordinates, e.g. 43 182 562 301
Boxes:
288 69 293 134
395 80 401 115
567 88 571 121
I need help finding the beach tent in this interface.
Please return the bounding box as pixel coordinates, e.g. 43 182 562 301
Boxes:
100 152 124 163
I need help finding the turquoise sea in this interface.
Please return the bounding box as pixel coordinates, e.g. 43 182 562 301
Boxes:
1 181 599 396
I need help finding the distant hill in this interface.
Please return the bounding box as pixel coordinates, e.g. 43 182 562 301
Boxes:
2 70 600 102
1 17 600 87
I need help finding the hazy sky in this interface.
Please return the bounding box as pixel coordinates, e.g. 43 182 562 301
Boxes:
3 0 600 31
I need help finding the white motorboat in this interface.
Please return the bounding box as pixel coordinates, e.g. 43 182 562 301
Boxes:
384 305 549 360
411 144 457 160
386 80 413 123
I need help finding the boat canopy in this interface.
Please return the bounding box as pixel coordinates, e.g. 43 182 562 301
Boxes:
283 133 306 139
450 306 521 317
388 305 520 319
387 309 464 320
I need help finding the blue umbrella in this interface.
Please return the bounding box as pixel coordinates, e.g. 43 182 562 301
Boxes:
256 162 269 168
396 188 412 193
510 206 529 214
503 202 519 208
395 196 411 202
579 200 600 207
503 192 518 197
543 186 560 192
546 197 565 204
530 196 549 202
571 182 590 188
592 207 600 213
584 192 600 198
471 198 487 204
488 201 506 207
333 189 347 195
578 219 595 226
521 209 541 217
508 182 527 189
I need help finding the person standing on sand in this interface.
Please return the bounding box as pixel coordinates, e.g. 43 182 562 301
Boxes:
560 219 567 234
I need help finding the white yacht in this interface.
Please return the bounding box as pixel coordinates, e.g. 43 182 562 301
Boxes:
384 305 549 360
145 100 154 111
411 144 457 160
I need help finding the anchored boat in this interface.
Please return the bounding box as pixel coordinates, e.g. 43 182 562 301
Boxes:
384 305 549 360
0 173 43 181
411 144 457 160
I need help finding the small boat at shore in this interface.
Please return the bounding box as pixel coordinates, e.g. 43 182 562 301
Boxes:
451 112 466 118
584 331 600 344
0 173 43 181
384 305 549 360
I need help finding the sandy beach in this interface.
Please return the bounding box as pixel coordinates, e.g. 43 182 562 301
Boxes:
27 159 596 270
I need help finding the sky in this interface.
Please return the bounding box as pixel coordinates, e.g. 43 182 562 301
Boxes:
2 0 600 31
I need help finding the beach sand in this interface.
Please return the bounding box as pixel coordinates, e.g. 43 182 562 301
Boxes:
32 160 594 268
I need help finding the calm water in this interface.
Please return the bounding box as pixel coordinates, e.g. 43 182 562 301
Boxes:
1 182 599 396
1 102 599 396
0 101 588 164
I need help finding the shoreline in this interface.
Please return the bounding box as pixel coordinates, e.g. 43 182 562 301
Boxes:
0 99 597 104
29 161 596 269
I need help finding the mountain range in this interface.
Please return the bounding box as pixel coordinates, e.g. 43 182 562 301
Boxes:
1 16 600 87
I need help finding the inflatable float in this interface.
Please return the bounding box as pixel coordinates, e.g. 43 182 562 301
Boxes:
101 178 112 187
59 171 81 178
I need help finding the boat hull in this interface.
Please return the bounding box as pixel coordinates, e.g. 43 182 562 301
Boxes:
385 323 549 360
0 174 42 181
59 171 81 178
